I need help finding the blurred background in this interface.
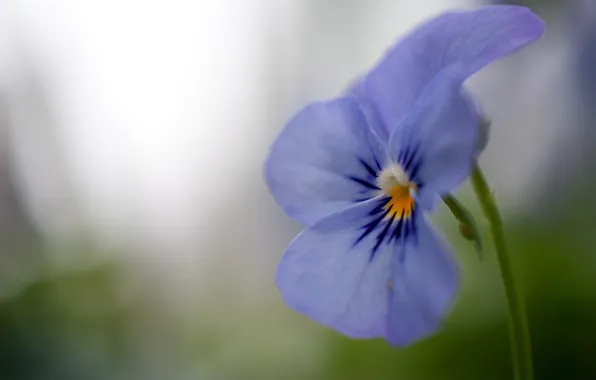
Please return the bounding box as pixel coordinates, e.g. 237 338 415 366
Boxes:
0 0 593 379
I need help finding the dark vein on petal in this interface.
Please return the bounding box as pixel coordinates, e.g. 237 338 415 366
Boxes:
359 158 377 178
389 209 406 243
370 212 396 261
409 210 418 246
354 203 392 245
409 160 422 181
398 145 409 164
403 144 419 172
374 156 382 171
348 176 380 190
399 210 419 263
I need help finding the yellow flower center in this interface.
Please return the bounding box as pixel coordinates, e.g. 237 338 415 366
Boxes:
386 183 415 219
376 164 416 219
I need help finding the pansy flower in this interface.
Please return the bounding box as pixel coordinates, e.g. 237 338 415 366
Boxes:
265 6 544 346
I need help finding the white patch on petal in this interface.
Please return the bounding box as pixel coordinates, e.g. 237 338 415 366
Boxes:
376 163 410 193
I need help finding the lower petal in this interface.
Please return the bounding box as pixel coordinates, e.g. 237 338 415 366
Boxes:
276 198 397 338
387 216 459 346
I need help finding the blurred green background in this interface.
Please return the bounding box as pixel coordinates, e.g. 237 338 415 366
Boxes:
0 0 594 379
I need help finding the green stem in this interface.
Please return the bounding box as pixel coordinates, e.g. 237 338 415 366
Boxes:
470 164 533 380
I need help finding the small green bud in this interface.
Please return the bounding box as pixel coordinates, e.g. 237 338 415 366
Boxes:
442 194 483 259
458 223 476 241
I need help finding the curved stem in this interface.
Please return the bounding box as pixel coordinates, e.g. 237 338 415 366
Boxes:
470 164 533 380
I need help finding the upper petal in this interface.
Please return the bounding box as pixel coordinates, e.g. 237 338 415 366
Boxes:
276 197 406 339
388 65 479 207
352 5 545 137
387 216 459 346
265 96 386 225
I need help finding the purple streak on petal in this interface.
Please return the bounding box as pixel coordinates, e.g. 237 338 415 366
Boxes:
265 96 387 226
386 216 459 347
353 5 545 137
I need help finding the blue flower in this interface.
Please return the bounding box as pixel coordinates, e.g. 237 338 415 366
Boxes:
265 6 544 346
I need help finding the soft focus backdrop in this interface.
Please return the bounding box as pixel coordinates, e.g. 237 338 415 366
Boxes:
0 0 593 379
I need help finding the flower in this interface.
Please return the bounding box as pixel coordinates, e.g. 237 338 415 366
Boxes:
265 6 544 346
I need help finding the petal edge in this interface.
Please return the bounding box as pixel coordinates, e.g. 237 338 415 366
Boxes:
353 5 545 137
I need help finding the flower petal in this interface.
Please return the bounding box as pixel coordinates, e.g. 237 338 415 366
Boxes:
387 216 459 346
265 96 386 225
353 5 545 137
276 197 405 339
388 65 478 206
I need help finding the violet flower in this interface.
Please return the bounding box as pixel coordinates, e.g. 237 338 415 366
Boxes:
265 6 544 346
